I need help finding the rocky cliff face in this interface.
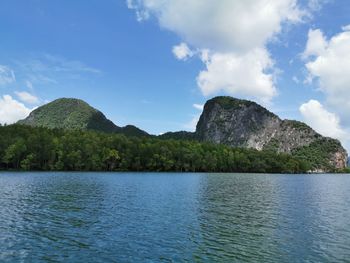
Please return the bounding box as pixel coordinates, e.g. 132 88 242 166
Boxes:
196 96 348 171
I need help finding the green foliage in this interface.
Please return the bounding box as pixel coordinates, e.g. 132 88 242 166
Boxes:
338 167 350 173
208 96 255 109
284 120 311 131
17 98 150 137
263 138 280 152
18 98 118 132
119 125 150 137
0 124 312 173
292 138 343 171
205 96 276 118
159 131 196 141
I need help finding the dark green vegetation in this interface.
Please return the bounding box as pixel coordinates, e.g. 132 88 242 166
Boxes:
0 124 311 173
159 131 197 141
18 98 149 137
292 138 345 171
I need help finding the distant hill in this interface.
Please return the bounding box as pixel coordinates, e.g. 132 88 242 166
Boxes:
18 98 149 137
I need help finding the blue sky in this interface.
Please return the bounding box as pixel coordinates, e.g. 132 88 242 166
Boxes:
0 0 349 150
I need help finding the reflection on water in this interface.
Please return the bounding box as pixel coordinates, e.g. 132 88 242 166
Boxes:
0 173 350 262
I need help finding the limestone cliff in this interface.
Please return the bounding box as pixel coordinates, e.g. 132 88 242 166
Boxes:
196 96 347 171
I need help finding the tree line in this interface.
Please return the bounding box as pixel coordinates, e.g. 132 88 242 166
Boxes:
0 124 312 173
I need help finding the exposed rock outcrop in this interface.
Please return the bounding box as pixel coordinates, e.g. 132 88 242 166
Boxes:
196 96 347 171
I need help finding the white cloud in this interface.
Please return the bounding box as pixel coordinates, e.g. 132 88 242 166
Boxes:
342 24 350 31
15 91 39 104
172 43 194 61
0 95 32 124
300 100 347 141
341 25 350 31
193 103 203 111
304 27 350 121
128 0 308 102
126 0 149 21
302 29 327 58
197 48 277 103
0 65 16 86
128 0 303 52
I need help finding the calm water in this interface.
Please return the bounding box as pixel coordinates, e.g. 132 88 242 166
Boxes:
1 173 350 262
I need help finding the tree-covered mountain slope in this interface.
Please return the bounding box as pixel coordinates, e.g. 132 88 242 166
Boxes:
18 98 149 137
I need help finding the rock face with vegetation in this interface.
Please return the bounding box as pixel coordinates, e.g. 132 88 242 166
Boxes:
17 96 347 172
195 96 348 171
18 98 149 137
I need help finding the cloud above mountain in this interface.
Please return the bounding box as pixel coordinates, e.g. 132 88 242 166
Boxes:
300 99 347 141
127 0 308 103
127 0 303 52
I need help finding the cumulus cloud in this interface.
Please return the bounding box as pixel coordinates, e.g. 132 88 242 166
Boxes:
303 26 350 121
197 48 277 103
128 0 303 52
342 24 350 31
128 0 307 102
0 95 32 124
126 0 149 21
172 43 194 61
299 100 349 153
300 100 347 141
0 65 16 86
15 91 39 104
302 29 327 58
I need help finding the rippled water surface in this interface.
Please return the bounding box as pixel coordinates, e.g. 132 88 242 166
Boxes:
1 173 350 262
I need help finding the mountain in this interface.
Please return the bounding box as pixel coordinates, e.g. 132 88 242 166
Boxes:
161 96 347 171
195 96 347 171
18 98 149 137
196 97 316 151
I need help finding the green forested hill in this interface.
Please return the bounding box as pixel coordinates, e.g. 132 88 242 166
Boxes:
18 98 118 132
17 98 149 137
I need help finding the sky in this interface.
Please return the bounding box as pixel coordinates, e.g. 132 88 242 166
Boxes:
0 0 349 151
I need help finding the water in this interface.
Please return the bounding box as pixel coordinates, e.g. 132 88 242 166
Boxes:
0 173 350 262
